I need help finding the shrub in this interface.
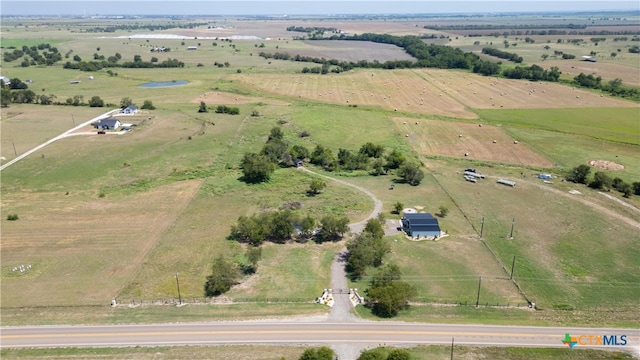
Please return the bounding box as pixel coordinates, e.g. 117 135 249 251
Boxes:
7 213 19 221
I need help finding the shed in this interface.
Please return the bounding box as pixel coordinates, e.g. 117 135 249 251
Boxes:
187 46 198 50
538 173 552 180
401 213 441 238
95 117 121 130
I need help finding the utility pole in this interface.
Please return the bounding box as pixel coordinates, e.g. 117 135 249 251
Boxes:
11 140 17 157
480 217 485 239
475 276 482 308
510 255 516 280
175 272 182 305
508 218 515 239
450 337 454 360
71 114 76 127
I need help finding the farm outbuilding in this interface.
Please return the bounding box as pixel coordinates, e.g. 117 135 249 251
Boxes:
95 117 121 130
122 105 138 114
401 213 441 238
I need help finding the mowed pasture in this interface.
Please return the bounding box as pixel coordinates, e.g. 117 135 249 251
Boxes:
1 180 201 307
295 40 416 62
394 118 554 167
414 69 639 110
230 70 478 118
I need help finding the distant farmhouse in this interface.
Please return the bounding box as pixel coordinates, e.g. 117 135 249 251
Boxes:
401 213 441 238
122 105 138 115
0 76 10 87
95 117 121 130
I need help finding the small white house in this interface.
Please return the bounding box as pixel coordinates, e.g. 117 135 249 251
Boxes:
0 76 10 87
95 117 121 130
122 105 138 114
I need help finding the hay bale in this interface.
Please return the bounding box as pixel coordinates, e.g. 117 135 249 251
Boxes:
493 140 497 143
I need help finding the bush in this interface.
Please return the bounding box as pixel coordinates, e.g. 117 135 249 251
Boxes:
6 214 19 221
438 205 449 217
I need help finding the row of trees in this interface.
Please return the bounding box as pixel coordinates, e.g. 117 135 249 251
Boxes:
567 164 639 198
345 218 418 318
481 47 523 63
299 346 411 360
502 64 561 82
573 73 639 100
230 210 349 246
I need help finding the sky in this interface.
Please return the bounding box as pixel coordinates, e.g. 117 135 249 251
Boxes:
1 1 639 16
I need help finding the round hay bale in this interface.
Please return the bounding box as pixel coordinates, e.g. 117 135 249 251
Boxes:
493 140 497 143
514 140 518 144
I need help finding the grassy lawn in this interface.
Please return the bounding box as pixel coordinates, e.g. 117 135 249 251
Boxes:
476 108 640 145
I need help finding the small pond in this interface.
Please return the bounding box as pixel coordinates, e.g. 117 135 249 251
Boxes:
140 80 188 88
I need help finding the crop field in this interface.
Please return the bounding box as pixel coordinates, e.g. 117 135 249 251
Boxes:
231 70 478 118
394 118 554 167
414 69 639 110
1 14 639 330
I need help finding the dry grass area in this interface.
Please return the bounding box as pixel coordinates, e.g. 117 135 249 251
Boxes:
296 40 416 62
394 118 553 167
545 59 640 88
192 91 290 106
231 70 477 118
415 69 639 110
1 180 201 307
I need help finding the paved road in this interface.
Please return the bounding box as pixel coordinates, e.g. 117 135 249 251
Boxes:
2 322 638 352
0 109 119 171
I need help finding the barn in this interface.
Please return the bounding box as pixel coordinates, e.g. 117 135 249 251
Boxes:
401 213 441 238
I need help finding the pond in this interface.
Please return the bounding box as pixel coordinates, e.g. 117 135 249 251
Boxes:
140 80 188 88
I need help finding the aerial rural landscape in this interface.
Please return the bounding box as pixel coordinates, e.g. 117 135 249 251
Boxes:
1 1 639 359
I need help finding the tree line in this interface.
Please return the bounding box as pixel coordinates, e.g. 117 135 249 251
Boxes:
567 164 640 198
573 73 639 101
63 54 184 71
481 47 523 63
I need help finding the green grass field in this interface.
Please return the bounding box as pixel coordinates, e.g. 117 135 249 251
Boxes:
476 108 640 145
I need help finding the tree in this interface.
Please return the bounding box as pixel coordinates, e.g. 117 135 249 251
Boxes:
198 101 208 113
299 346 335 360
633 182 640 196
589 171 612 190
299 215 316 240
290 144 309 160
398 162 424 186
318 214 349 242
363 218 385 241
365 265 417 318
204 255 241 296
240 152 276 183
1 89 13 106
309 179 327 195
38 94 55 105
346 224 391 278
141 99 155 110
393 201 404 215
387 349 411 360
359 142 385 158
268 126 284 142
384 149 406 171
88 96 104 107
244 246 262 273
357 348 387 360
567 164 591 184
73 54 82 61
120 97 133 108
438 205 449 218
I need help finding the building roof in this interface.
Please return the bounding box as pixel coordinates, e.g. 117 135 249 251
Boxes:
97 117 121 126
124 105 138 111
403 213 438 225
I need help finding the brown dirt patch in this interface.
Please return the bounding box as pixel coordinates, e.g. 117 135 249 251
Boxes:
397 118 553 167
588 159 625 171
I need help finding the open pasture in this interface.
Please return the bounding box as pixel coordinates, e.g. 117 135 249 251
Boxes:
394 118 554 167
0 180 201 308
295 40 416 62
231 70 478 118
415 69 639 110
